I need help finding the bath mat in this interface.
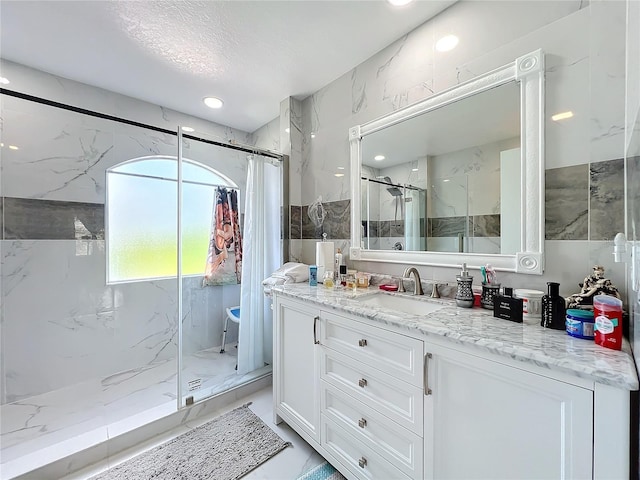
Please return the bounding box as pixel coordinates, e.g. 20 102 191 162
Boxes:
91 403 290 480
297 461 347 480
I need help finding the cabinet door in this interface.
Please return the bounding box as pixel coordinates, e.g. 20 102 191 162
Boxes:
273 297 321 445
426 345 593 480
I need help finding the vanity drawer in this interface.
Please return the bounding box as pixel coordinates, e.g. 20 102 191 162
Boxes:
321 381 423 479
321 310 423 387
321 348 423 436
322 415 411 480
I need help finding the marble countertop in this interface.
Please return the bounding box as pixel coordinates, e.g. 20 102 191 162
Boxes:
272 284 639 391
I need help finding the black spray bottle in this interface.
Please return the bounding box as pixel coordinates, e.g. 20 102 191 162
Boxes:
541 282 566 330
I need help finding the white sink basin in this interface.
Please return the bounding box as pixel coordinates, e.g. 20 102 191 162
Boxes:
355 292 444 316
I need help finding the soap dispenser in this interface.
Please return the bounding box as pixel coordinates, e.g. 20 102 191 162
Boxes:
541 282 566 330
456 263 474 308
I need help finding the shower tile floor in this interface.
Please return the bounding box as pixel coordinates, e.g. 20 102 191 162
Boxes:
1 344 271 479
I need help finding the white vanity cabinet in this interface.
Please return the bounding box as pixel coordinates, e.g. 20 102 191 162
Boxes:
273 292 631 480
424 342 594 480
273 297 321 447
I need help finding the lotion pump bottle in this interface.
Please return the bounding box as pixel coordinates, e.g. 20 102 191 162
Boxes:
455 263 474 308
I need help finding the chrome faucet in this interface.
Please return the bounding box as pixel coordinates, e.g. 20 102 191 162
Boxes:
398 267 423 295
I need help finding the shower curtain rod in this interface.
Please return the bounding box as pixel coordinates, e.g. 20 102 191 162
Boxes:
0 88 284 161
362 176 424 192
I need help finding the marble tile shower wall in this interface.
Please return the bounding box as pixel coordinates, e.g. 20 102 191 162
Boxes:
0 62 254 403
627 0 640 372
291 1 627 295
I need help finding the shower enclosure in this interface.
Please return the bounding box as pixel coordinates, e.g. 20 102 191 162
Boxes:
361 176 427 251
0 89 284 477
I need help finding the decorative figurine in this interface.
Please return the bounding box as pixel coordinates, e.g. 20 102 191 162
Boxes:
566 265 621 309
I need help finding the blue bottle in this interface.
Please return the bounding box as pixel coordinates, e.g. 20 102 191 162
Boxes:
309 265 318 286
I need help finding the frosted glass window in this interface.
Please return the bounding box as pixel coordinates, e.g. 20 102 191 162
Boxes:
107 156 236 283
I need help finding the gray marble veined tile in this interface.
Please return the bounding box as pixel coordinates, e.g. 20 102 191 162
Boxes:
290 205 302 239
390 219 404 237
472 214 501 237
590 158 624 240
322 199 350 240
3 197 104 240
379 220 391 237
545 164 588 240
430 216 467 237
301 205 323 239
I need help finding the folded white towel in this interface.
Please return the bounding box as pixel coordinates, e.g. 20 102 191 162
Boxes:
270 262 309 283
262 262 310 296
262 276 286 297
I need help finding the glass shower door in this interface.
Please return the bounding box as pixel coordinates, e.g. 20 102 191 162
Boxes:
177 131 280 407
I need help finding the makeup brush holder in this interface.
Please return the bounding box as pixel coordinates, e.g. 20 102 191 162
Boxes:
481 283 501 310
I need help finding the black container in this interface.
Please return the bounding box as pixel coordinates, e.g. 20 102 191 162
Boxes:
541 282 566 330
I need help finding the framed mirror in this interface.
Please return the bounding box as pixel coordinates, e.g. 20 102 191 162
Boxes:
349 50 545 274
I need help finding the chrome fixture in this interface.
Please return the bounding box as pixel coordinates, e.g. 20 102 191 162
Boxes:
430 283 441 298
398 267 423 295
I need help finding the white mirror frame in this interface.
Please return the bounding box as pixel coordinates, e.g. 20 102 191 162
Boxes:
349 49 545 275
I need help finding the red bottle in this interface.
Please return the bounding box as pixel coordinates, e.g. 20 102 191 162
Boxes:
594 295 623 350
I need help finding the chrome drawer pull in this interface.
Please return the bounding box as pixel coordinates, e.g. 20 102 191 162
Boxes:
358 338 367 347
358 378 367 388
424 352 433 395
313 316 320 345
358 457 367 468
358 418 367 428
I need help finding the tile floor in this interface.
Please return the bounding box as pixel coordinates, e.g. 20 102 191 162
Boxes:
63 385 326 480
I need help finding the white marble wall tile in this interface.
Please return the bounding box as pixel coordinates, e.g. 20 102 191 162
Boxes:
589 0 626 163
1 60 253 147
431 1 586 92
1 240 177 401
250 116 280 153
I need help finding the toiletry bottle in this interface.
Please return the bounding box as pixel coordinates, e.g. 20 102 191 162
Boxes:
334 248 343 280
455 263 474 308
541 282 565 330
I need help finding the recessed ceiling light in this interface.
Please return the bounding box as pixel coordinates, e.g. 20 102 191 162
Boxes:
337 166 345 170
285 128 290 133
374 155 385 161
387 0 414 6
181 126 195 132
0 143 3 147
443 179 450 183
310 132 316 139
203 97 223 109
0 77 9 85
412 168 419 172
9 145 19 150
436 35 459 52
334 173 345 177
551 111 574 121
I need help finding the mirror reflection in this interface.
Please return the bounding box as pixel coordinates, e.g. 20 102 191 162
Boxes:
360 81 521 254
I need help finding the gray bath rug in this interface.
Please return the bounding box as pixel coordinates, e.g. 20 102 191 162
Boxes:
91 403 290 480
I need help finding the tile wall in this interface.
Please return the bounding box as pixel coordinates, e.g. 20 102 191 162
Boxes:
291 0 628 300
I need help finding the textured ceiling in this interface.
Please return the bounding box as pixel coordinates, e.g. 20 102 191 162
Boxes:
0 0 456 133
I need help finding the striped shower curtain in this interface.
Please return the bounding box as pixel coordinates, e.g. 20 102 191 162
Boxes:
203 186 243 286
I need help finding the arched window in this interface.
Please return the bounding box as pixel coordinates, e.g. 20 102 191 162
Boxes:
106 156 237 283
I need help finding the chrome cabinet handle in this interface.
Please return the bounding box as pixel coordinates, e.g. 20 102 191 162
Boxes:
358 418 367 428
358 378 367 388
358 339 367 347
313 316 320 345
358 457 367 468
424 352 432 395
